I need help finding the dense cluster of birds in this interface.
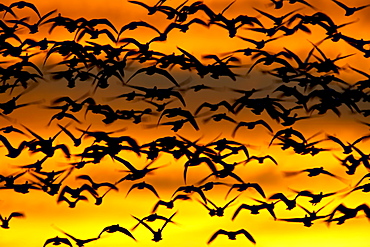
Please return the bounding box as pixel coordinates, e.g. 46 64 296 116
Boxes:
1 0 370 246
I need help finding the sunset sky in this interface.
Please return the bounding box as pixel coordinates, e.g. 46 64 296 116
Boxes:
1 0 370 246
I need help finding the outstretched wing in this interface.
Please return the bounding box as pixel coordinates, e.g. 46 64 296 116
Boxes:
207 229 228 244
236 229 256 244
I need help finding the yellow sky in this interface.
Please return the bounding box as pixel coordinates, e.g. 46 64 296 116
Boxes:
1 0 370 246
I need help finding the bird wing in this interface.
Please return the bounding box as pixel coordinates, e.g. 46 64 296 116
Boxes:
255 120 273 132
112 155 137 172
117 226 136 240
265 155 278 165
153 67 180 87
9 212 25 219
332 0 349 10
250 183 266 198
236 229 256 244
232 204 251 220
207 229 227 244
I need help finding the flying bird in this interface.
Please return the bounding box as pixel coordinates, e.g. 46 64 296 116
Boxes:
225 182 266 199
332 0 370 16
245 155 278 165
232 120 273 137
98 224 136 240
54 226 100 247
207 229 256 245
9 1 41 18
0 212 24 229
126 181 159 198
126 65 180 86
132 212 177 242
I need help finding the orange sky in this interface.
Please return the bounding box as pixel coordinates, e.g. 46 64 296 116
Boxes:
1 0 370 246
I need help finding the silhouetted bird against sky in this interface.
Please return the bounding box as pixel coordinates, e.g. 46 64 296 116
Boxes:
331 0 370 16
152 194 191 213
278 203 330 227
132 212 177 232
132 212 176 242
245 155 278 165
9 1 41 18
43 236 72 247
268 192 301 210
225 182 266 199
113 155 162 182
6 9 57 34
232 199 277 220
291 189 337 205
75 174 118 191
126 181 159 198
207 229 256 245
98 224 136 240
0 135 29 158
326 203 370 225
158 107 199 130
232 120 273 137
198 195 239 217
0 212 24 229
54 227 100 247
283 167 347 183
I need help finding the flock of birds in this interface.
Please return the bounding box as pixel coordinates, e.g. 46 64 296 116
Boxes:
1 0 370 246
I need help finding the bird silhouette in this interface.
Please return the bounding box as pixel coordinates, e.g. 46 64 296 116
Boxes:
253 7 301 26
172 185 208 204
342 173 370 197
326 203 370 225
278 203 330 227
0 212 24 229
0 125 27 135
325 134 370 154
0 86 40 115
158 107 199 130
75 174 118 191
283 167 347 183
207 229 256 245
9 1 41 18
22 126 70 158
291 189 337 205
232 120 273 137
0 171 27 189
0 3 17 18
245 155 278 165
57 124 91 147
198 195 239 217
6 9 57 34
152 194 191 213
194 100 234 116
57 194 88 208
113 155 162 182
54 226 100 247
332 0 370 16
131 212 177 230
126 181 159 198
0 135 30 158
132 212 176 242
225 182 266 199
268 192 301 210
128 0 167 15
126 65 180 86
183 156 217 184
238 35 282 50
202 112 236 124
98 224 136 240
232 199 277 220
43 236 72 247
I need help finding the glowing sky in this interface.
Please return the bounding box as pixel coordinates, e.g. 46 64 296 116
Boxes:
1 0 370 246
